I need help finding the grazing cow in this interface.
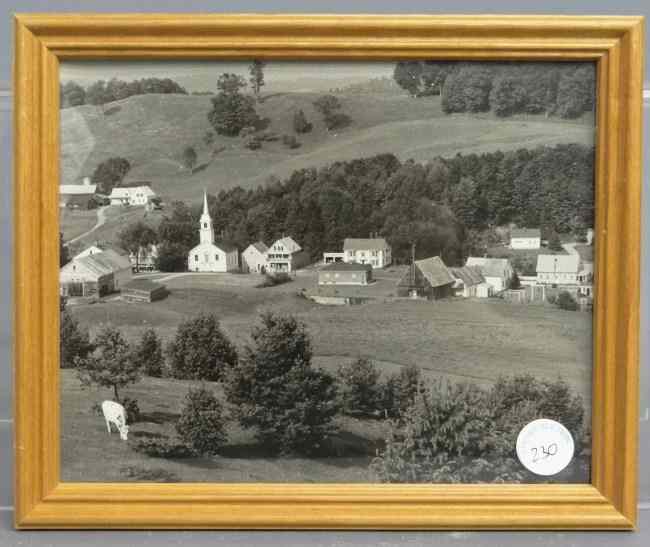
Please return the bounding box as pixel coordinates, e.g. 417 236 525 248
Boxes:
101 400 129 441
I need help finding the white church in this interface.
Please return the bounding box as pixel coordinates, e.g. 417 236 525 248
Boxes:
187 191 239 273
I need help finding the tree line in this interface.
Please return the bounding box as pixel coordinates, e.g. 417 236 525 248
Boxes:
143 144 593 271
393 61 596 119
60 77 188 109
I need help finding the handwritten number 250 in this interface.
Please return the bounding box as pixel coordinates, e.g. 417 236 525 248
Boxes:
530 443 558 463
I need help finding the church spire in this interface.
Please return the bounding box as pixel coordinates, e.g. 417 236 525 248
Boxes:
202 189 209 216
199 190 214 245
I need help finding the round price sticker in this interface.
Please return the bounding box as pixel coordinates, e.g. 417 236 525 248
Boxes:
516 419 574 476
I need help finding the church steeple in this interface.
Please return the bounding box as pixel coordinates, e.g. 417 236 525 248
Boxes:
199 189 214 245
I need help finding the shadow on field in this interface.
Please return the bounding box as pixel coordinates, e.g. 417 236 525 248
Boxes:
139 410 180 424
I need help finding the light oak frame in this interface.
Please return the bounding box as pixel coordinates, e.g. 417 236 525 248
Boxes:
13 14 644 530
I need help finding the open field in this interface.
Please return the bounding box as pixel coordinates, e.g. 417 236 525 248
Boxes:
59 208 99 242
68 271 593 402
61 92 595 205
63 271 592 482
61 369 385 483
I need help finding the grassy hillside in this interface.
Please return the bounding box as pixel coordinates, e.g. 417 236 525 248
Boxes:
61 91 595 206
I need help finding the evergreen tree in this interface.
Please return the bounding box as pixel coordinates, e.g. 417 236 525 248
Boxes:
248 60 266 101
167 313 238 380
60 300 93 369
207 73 259 136
224 313 338 454
133 328 164 377
176 387 227 455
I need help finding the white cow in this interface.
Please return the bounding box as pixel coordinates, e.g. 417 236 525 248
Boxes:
101 400 129 441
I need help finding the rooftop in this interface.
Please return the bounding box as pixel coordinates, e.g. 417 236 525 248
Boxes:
451 265 485 286
511 228 541 238
466 257 512 278
321 262 373 273
536 254 581 274
343 238 390 251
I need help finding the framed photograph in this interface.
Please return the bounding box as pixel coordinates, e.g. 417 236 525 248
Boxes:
13 14 643 530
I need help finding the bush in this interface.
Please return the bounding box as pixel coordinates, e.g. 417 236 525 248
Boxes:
372 375 587 484
130 435 195 458
167 313 238 381
293 109 312 133
282 134 301 149
556 291 578 311
337 358 382 417
255 272 292 288
224 313 339 455
176 387 227 456
381 364 423 418
244 136 262 150
121 397 141 423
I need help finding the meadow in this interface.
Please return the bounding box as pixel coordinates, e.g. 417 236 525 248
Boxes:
61 91 595 205
62 271 593 482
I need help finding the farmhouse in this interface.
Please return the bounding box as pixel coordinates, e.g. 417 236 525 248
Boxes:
343 238 391 268
187 191 239 273
121 279 168 303
266 236 309 274
465 257 513 293
510 227 541 249
450 265 489 298
109 185 156 206
535 254 582 286
397 256 455 299
318 262 373 286
242 241 269 273
60 249 132 297
59 177 97 208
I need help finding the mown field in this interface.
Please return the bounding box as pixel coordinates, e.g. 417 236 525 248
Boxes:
62 271 593 482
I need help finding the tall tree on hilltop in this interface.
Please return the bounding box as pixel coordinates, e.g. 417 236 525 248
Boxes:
249 60 266 102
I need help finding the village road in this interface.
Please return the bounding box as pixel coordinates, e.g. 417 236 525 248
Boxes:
67 205 108 244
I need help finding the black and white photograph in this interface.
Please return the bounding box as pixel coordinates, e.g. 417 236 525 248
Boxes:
58 59 596 485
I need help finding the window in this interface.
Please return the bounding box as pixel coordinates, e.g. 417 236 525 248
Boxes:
203 223 207 228
194 255 198 262
215 254 219 261
348 251 354 257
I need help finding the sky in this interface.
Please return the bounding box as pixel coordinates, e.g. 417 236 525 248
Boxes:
60 61 395 93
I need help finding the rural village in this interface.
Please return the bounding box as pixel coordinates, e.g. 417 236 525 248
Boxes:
58 60 596 484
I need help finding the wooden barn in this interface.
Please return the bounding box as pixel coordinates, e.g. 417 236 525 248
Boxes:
397 256 455 300
121 279 168 303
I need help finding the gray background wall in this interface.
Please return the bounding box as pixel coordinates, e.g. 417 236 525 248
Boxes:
0 1 648 545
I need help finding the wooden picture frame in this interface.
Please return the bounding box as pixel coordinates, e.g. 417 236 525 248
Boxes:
13 13 644 530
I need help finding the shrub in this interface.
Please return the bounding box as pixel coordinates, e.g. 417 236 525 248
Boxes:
244 136 262 150
130 435 195 458
372 375 587 484
337 358 382 417
293 109 312 133
176 387 227 456
381 364 423 418
255 272 292 288
167 313 238 381
282 134 300 149
556 291 578 311
121 397 141 423
224 313 339 454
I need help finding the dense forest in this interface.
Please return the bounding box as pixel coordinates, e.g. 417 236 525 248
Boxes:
60 77 188 109
393 61 596 119
153 144 594 271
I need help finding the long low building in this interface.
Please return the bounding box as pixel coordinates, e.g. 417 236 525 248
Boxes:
318 262 373 286
121 279 168 303
60 249 132 297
